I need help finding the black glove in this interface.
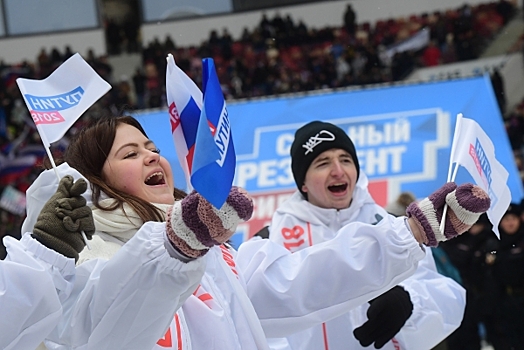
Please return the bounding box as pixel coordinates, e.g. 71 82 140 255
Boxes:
353 285 413 349
32 175 95 262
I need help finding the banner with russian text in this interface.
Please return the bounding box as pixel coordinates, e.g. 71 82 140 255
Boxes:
136 75 523 248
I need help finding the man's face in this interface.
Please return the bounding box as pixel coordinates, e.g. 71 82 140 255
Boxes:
301 148 358 209
500 213 521 234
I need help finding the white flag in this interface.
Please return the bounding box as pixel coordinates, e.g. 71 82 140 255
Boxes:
449 114 511 238
16 53 111 147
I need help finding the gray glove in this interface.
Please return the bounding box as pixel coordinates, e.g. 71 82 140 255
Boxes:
32 175 95 261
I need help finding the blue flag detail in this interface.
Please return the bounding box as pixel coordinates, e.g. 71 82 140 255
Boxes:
180 96 201 160
190 58 236 208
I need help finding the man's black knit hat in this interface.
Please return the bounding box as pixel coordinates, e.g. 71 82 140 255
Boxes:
290 121 360 196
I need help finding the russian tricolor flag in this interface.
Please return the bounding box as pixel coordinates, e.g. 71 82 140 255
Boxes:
0 154 37 186
166 54 236 208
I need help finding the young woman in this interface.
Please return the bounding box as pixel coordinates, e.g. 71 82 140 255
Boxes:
24 116 487 349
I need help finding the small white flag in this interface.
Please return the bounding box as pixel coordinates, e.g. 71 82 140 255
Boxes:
449 114 511 238
16 53 111 147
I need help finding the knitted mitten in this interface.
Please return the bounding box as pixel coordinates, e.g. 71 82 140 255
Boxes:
32 175 95 261
406 182 491 247
166 187 253 258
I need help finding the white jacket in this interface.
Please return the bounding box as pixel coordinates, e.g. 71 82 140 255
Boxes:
0 234 75 350
266 174 466 350
23 164 278 350
24 164 428 349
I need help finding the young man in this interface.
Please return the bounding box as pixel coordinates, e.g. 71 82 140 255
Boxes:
266 121 474 349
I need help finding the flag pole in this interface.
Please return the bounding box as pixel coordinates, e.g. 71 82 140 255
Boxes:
15 53 111 252
40 132 61 182
440 113 463 235
447 113 463 182
40 130 91 250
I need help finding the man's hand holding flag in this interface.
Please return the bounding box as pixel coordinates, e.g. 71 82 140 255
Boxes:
443 113 511 238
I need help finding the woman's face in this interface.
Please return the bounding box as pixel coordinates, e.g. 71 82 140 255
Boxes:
102 123 175 205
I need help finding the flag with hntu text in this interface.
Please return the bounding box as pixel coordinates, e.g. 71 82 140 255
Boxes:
449 114 511 237
16 53 111 147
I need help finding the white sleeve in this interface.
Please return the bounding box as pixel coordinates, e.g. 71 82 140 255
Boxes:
395 248 466 349
46 222 206 350
1 234 75 350
236 215 426 338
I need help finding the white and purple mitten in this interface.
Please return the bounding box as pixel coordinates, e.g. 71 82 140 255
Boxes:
406 182 491 247
166 187 253 258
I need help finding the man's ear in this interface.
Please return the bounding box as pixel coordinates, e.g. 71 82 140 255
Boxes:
301 184 308 193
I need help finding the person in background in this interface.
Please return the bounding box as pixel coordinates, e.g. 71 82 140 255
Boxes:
440 214 495 350
265 120 487 349
343 4 357 36
385 191 416 217
486 203 524 349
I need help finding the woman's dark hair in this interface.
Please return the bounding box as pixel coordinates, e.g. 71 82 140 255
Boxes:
58 115 186 223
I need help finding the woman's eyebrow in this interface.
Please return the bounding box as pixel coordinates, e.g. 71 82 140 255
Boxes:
114 142 139 156
114 140 155 156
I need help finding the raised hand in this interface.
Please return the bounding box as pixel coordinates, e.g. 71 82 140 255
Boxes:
166 186 253 258
32 175 95 261
406 182 490 247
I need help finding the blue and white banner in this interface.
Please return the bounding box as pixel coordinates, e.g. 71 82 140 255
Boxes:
137 75 523 247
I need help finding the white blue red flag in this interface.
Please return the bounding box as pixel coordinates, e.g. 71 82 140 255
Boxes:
16 53 111 147
449 113 511 238
165 53 203 188
191 58 236 208
165 55 235 208
0 154 37 186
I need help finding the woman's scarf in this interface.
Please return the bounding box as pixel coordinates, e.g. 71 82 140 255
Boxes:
91 198 172 243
